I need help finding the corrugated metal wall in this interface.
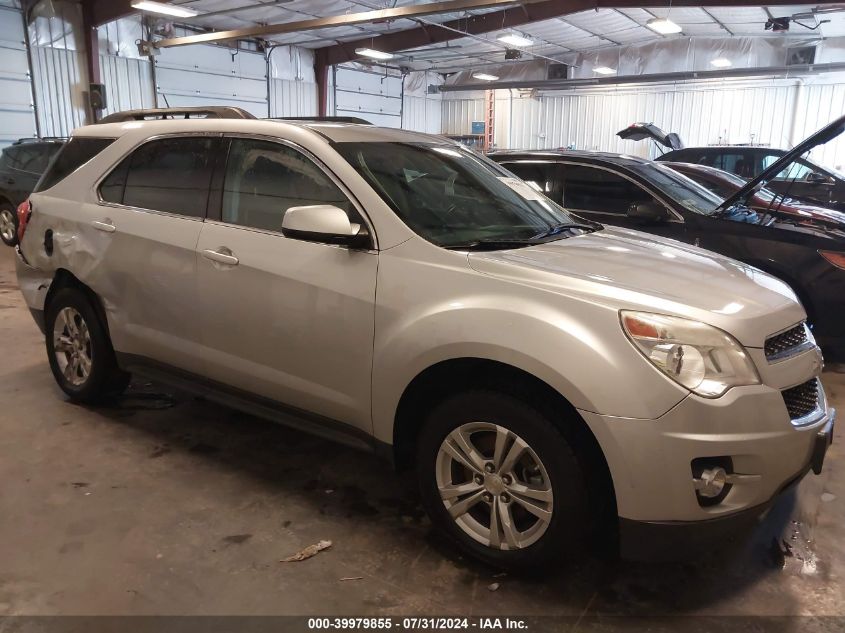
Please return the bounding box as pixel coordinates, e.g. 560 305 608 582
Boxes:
270 78 317 118
402 95 442 134
0 1 37 147
442 77 845 170
30 44 87 137
100 54 155 115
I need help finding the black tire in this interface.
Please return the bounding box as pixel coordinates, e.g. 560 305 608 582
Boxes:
0 201 18 247
45 287 130 403
416 390 590 570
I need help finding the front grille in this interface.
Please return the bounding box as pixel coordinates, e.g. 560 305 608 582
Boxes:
765 323 809 361
782 379 820 421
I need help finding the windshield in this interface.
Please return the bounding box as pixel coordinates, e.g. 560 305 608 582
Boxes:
334 142 594 248
632 161 725 215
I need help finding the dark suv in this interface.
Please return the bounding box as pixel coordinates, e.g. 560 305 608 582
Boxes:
656 145 845 212
0 138 65 246
489 116 845 362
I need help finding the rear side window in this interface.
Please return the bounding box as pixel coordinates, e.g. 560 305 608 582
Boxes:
501 162 563 204
34 137 114 193
99 137 216 218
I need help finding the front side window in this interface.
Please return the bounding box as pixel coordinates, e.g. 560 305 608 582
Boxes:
633 162 723 215
563 165 655 215
99 137 216 218
221 139 353 232
334 142 587 248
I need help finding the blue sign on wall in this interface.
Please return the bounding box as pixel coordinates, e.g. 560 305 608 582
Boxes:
471 121 485 135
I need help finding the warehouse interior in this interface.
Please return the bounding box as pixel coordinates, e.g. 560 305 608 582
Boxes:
1 0 844 629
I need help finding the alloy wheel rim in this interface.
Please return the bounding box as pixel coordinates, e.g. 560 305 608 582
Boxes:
53 307 93 386
0 209 15 242
435 422 553 550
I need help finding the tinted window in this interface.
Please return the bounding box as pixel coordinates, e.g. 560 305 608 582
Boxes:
221 139 352 231
563 165 655 215
710 152 753 177
118 137 216 217
763 154 817 181
35 137 114 192
501 162 563 203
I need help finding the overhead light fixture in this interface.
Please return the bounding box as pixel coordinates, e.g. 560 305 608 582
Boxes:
355 47 394 60
497 33 533 47
646 17 682 34
131 1 199 18
472 72 500 81
710 58 732 68
594 66 616 75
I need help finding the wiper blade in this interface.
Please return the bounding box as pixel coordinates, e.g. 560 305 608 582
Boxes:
444 239 541 251
531 222 598 239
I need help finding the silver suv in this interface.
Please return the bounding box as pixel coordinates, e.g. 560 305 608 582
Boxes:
16 108 835 567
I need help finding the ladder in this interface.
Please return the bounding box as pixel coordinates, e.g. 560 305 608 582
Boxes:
484 89 495 152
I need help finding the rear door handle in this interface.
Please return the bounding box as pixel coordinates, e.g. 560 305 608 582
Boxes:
202 248 239 266
91 219 116 233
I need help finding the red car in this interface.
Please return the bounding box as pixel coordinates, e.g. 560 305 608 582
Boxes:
664 161 845 229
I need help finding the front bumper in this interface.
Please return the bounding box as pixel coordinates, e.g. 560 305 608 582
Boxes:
618 413 834 561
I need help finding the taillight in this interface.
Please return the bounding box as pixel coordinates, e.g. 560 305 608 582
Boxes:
16 199 30 242
820 250 845 270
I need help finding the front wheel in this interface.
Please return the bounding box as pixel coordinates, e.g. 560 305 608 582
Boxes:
45 288 130 403
0 202 17 247
416 390 590 569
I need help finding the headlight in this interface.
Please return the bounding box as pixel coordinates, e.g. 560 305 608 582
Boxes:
620 311 760 398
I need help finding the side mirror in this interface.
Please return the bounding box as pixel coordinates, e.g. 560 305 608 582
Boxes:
282 205 370 248
627 201 669 222
807 172 833 185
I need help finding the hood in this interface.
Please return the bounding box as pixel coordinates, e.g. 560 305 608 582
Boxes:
617 123 683 150
467 227 804 349
719 114 845 213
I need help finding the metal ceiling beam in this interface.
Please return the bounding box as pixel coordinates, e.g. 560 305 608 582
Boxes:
316 0 840 67
148 0 531 49
439 61 845 91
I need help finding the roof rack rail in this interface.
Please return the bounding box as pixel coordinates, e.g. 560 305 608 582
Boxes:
12 136 68 144
98 106 256 124
271 116 372 125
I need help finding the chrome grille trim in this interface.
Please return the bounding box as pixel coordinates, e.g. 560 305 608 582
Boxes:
782 378 826 427
765 323 814 363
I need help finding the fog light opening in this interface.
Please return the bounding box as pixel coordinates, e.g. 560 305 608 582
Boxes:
695 467 727 498
691 457 733 507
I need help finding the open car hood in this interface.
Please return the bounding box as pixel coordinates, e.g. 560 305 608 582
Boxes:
617 123 683 150
718 114 845 214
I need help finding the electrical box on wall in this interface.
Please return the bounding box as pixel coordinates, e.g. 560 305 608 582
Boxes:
89 83 107 110
471 121 485 135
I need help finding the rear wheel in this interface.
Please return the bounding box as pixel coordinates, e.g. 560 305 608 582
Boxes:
45 288 129 403
417 390 590 569
0 202 17 247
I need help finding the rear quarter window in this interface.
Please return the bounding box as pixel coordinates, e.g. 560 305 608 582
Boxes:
34 137 115 193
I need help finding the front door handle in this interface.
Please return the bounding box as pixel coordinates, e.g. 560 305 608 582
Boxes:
202 248 239 266
91 219 116 233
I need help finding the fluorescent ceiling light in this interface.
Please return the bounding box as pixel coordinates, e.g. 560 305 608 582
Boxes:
710 57 732 68
472 72 500 81
646 18 682 34
355 47 394 60
594 66 616 75
497 33 533 47
131 1 199 18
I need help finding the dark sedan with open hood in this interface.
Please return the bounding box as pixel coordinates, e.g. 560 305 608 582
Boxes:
490 115 845 362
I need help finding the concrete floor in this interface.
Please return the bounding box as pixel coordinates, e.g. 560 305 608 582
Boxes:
0 245 843 626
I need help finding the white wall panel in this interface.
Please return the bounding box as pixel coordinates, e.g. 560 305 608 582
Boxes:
0 3 37 146
402 95 441 134
270 78 317 118
30 44 87 138
100 54 155 115
444 77 845 171
154 45 268 117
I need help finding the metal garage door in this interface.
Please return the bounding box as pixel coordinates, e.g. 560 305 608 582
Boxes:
0 1 37 148
154 44 268 117
334 66 402 128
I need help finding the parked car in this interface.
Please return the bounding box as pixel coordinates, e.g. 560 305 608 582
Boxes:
490 117 845 363
16 107 833 567
654 143 845 212
665 161 845 228
0 137 65 246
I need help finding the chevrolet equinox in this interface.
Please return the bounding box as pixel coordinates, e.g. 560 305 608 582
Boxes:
15 107 835 566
